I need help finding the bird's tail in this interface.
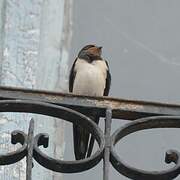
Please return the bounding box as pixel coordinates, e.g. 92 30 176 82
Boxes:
73 114 99 160
73 123 90 160
86 116 99 158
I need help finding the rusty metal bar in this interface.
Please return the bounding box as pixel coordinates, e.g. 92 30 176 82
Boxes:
0 86 180 119
26 119 34 180
103 108 112 180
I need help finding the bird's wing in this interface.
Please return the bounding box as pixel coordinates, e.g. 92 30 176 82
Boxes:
103 60 111 96
69 58 77 92
69 58 90 159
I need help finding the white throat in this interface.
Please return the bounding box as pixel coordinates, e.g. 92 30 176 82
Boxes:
73 59 107 96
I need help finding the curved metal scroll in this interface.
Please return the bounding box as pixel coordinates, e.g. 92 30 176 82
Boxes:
0 130 27 165
1 100 180 180
110 116 180 180
0 100 105 173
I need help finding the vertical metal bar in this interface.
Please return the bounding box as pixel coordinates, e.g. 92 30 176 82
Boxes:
103 108 112 180
26 119 34 180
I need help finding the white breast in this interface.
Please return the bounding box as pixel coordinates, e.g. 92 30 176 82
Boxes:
73 59 107 96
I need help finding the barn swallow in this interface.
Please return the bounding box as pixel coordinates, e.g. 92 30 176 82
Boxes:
69 44 111 160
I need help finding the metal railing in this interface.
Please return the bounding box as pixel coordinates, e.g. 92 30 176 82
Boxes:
0 86 180 180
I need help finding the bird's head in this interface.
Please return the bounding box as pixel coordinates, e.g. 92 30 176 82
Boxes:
78 44 103 60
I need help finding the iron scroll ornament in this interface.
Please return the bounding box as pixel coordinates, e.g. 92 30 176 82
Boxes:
1 100 180 179
0 100 105 173
110 116 180 180
0 130 27 165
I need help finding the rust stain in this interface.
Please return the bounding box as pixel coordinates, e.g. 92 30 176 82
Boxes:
95 99 144 111
118 103 144 110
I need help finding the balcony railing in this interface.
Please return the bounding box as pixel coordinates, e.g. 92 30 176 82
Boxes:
0 86 180 180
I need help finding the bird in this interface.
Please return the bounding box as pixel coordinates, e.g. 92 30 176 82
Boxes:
69 44 111 160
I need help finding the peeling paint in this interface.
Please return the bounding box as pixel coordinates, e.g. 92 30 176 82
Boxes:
117 103 144 111
0 0 73 179
0 117 8 124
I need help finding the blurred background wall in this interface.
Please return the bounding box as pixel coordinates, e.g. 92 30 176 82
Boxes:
0 0 72 179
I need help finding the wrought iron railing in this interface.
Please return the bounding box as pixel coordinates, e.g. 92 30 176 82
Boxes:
0 86 180 180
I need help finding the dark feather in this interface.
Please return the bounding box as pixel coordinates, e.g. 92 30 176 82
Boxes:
86 115 99 158
79 44 95 52
73 123 90 160
104 60 111 96
69 58 77 92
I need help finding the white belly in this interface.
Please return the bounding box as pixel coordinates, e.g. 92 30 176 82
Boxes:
73 59 107 96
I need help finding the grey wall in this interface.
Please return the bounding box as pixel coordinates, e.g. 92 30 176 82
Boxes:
64 1 180 180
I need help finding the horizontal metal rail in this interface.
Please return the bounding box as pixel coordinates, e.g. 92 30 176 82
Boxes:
0 86 180 119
